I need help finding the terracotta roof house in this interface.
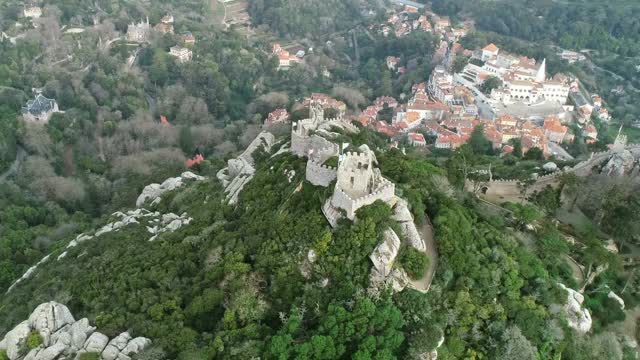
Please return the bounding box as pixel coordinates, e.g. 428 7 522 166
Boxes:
408 132 426 146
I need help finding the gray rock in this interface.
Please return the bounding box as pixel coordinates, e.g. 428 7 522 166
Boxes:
370 229 401 277
4 320 31 359
28 302 76 334
543 162 558 172
34 342 67 360
101 332 132 360
558 283 592 333
68 319 95 350
121 337 152 356
83 332 109 354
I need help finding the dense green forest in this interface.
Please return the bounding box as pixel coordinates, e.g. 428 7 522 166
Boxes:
1 131 636 359
1 0 639 359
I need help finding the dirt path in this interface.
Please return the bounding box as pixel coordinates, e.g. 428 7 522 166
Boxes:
0 145 26 182
408 215 438 293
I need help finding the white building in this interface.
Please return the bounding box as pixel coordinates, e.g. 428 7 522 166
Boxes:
169 46 192 63
23 3 42 18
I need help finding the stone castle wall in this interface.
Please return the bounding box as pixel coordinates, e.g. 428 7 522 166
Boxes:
331 180 395 219
306 160 337 187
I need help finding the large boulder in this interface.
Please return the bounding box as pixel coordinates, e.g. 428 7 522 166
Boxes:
601 149 637 177
3 320 31 359
370 229 401 277
558 283 592 333
83 332 109 354
0 303 149 360
121 337 152 356
28 302 76 337
101 332 132 360
136 172 204 207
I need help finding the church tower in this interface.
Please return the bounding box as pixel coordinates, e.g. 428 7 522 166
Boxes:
535 58 547 82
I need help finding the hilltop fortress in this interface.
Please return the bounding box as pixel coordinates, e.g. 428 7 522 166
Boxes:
290 101 396 225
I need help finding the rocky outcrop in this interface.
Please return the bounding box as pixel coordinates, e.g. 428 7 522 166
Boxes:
393 198 426 251
218 131 275 204
558 283 592 333
136 171 205 207
370 229 401 277
0 302 150 360
369 229 409 293
608 291 625 310
601 149 638 177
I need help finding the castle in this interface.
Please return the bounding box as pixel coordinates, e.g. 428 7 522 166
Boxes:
323 145 396 225
290 101 396 226
126 18 151 43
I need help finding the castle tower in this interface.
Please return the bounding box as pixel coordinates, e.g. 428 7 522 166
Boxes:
336 147 376 198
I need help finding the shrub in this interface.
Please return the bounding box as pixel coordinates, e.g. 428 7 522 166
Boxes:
399 246 430 280
26 331 43 349
0 350 8 360
78 353 100 360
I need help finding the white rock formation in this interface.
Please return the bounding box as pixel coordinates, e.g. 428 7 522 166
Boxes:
558 283 592 333
369 229 409 292
136 171 205 207
601 149 637 177
0 302 150 360
370 229 401 277
393 198 426 251
543 162 558 172
608 291 625 310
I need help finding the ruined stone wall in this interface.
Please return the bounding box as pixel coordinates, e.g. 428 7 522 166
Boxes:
331 180 396 220
291 133 337 158
306 160 337 187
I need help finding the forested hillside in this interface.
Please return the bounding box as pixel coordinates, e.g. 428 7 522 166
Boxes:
431 0 640 57
1 129 633 359
248 0 375 37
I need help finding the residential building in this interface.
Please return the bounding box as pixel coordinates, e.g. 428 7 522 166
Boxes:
265 109 289 126
181 32 196 45
169 46 192 63
386 56 399 71
543 116 568 143
408 132 427 146
23 2 42 18
272 43 301 70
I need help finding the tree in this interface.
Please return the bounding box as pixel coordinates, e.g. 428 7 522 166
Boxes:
479 76 502 94
469 125 492 155
451 55 470 73
498 326 537 360
399 246 429 279
179 126 194 154
558 172 580 211
523 147 544 160
510 203 541 230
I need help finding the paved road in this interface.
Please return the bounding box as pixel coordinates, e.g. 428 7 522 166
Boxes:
391 0 425 9
547 141 574 161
